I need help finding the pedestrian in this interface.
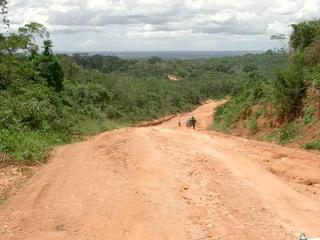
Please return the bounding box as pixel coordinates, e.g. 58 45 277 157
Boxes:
186 118 191 128
190 116 197 129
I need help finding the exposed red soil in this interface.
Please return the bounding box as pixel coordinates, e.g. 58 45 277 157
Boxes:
0 100 320 240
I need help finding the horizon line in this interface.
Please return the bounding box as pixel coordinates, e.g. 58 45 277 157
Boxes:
56 50 266 53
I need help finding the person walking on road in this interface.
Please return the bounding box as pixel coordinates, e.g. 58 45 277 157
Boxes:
186 118 191 128
190 116 197 129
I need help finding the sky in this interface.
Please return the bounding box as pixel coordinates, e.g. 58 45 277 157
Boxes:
6 0 320 52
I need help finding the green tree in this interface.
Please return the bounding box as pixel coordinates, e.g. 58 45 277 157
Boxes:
0 22 48 56
0 0 9 28
43 39 53 56
34 41 64 91
0 33 29 55
18 22 48 56
243 64 258 73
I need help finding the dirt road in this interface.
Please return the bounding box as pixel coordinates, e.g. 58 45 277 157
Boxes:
1 101 320 240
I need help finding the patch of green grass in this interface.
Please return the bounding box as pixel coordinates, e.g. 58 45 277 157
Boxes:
208 123 231 133
210 103 241 133
245 115 259 134
208 105 231 133
0 118 127 166
279 123 299 144
302 139 320 150
302 106 315 125
73 118 127 136
0 129 64 165
261 122 299 145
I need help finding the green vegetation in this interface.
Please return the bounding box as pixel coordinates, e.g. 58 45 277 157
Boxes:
3 18 281 164
245 112 260 134
302 106 315 125
261 122 300 145
213 19 320 150
302 139 320 150
0 6 289 164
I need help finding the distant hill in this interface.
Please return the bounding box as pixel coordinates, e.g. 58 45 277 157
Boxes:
58 51 263 59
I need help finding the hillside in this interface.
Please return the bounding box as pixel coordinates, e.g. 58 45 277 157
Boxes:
213 19 320 151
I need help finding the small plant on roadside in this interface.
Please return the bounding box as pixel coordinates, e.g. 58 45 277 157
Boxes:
278 122 300 144
302 139 320 150
304 65 320 88
302 106 315 125
245 115 258 134
261 122 299 144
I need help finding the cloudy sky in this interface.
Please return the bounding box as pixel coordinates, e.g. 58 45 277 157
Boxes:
6 0 320 52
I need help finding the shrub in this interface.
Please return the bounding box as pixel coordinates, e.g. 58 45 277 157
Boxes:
305 38 320 65
290 20 320 50
269 59 305 119
304 66 320 88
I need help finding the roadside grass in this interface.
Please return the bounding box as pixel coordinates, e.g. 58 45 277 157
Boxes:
207 122 231 133
73 118 127 136
0 118 126 166
245 113 260 134
302 139 320 150
0 130 64 165
302 106 316 125
208 104 232 133
260 122 300 145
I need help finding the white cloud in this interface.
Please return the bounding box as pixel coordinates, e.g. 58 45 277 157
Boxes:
267 21 291 35
6 0 320 51
127 29 192 39
268 0 300 15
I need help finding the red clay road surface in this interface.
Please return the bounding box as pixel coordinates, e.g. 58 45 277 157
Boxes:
1 101 320 240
